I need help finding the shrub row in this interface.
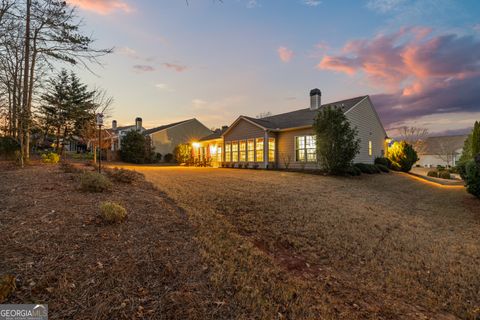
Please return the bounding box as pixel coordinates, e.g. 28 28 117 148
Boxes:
427 170 452 179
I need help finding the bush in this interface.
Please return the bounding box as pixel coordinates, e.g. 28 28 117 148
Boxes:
174 144 192 164
155 153 162 162
438 171 451 179
346 166 361 176
376 164 389 173
41 152 60 164
164 153 174 163
60 162 81 173
100 202 127 223
0 136 20 160
314 106 361 174
465 157 480 198
427 170 438 177
107 168 142 183
387 141 418 172
79 171 112 192
374 157 390 167
354 163 380 174
120 131 149 164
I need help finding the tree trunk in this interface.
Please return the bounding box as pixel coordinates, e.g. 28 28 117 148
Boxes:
20 0 31 165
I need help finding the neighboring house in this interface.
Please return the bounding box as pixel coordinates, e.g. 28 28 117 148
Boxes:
144 118 212 156
217 89 387 169
109 117 145 151
192 126 229 167
416 135 467 167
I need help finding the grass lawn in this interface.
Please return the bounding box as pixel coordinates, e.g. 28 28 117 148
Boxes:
124 166 479 319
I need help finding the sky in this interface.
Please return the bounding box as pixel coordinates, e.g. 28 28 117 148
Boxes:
65 0 480 136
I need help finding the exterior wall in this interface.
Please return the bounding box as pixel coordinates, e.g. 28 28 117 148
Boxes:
223 118 265 141
149 119 212 156
417 152 462 167
277 127 319 169
223 118 273 168
345 97 387 164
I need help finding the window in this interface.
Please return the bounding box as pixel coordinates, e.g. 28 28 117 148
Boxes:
368 140 373 156
268 138 275 162
225 143 231 162
247 139 255 162
232 141 239 162
239 140 246 162
295 135 316 162
217 146 222 163
256 138 264 162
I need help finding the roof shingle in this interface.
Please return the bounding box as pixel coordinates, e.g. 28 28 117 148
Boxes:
243 96 367 130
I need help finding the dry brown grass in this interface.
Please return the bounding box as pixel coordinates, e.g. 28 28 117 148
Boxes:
127 166 480 319
0 163 218 319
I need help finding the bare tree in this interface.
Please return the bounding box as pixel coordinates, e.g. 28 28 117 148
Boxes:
399 126 429 154
434 140 460 167
256 111 272 119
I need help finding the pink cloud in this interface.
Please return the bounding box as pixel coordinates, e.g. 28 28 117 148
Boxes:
162 63 188 72
277 46 294 63
133 65 155 72
317 28 480 127
66 0 132 15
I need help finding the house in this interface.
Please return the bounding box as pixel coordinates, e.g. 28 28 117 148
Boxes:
143 118 212 156
198 89 387 169
109 117 145 151
416 135 467 168
192 126 228 167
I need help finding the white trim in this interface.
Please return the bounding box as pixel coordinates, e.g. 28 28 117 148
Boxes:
222 116 268 137
293 135 317 163
344 96 388 138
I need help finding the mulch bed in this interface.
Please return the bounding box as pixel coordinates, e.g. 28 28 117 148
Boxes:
0 162 216 319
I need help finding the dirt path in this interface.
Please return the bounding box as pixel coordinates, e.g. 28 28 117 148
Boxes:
128 166 479 320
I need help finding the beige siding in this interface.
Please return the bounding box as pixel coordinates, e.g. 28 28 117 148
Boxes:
224 118 265 141
149 119 212 156
345 97 387 164
277 128 319 169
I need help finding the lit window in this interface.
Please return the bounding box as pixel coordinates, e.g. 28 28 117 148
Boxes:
217 146 222 163
232 141 239 162
225 143 231 162
247 139 255 162
268 138 275 162
256 138 264 162
295 135 316 162
239 140 246 162
369 141 373 156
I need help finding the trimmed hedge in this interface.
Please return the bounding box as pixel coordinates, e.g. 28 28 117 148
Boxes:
374 157 390 168
376 164 390 173
354 163 380 174
438 171 451 179
427 170 438 178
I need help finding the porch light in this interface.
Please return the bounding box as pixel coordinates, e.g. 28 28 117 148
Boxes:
210 145 217 155
192 142 201 148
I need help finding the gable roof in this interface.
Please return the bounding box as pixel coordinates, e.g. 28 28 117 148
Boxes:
420 135 468 155
143 119 194 135
239 95 368 131
199 127 228 141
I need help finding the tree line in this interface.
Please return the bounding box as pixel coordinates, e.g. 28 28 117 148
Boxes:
0 0 111 165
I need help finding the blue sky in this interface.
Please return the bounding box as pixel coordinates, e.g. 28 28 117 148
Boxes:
67 0 480 135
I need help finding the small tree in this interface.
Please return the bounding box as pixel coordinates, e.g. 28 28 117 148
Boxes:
174 143 192 165
314 106 360 174
120 131 147 164
465 154 480 198
387 141 419 172
457 121 480 179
